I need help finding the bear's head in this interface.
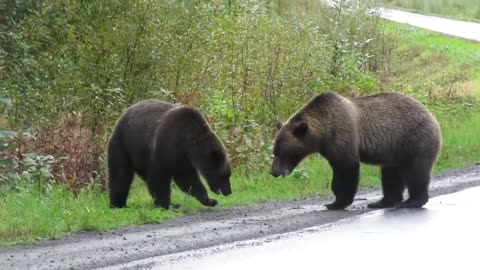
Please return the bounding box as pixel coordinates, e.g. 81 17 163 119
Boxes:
271 117 315 178
191 136 232 196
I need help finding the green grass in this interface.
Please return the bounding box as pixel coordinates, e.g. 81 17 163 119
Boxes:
390 22 480 61
382 21 480 171
378 0 480 22
431 103 480 172
0 157 383 246
0 163 326 246
384 22 480 96
0 183 177 245
474 76 480 97
2 21 480 247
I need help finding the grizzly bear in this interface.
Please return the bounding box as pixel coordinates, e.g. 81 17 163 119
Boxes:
107 100 232 209
271 91 442 210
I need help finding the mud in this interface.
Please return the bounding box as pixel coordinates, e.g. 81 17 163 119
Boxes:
1 164 480 270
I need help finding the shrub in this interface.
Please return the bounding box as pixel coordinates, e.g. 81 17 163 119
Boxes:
1 0 391 188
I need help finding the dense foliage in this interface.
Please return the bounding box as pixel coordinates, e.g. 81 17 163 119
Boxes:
1 0 392 191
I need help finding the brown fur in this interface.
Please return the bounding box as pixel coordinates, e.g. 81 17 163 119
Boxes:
108 100 232 209
271 91 442 210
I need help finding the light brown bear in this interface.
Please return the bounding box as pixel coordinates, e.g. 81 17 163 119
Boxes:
271 91 442 210
108 100 232 209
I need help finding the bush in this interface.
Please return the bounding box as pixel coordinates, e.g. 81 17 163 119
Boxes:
1 0 391 189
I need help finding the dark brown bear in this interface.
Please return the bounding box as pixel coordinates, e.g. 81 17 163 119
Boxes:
107 100 232 209
271 91 442 210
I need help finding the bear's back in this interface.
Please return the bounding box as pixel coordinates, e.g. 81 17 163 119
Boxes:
111 100 176 175
118 99 175 141
352 93 441 164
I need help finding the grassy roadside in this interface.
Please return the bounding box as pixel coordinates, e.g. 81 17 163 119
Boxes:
2 21 480 246
384 22 480 172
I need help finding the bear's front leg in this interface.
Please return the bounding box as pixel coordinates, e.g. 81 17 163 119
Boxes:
188 179 217 207
193 191 218 207
147 166 174 210
325 162 360 210
173 163 217 207
151 182 173 210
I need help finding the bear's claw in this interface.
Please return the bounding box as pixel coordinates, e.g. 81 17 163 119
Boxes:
367 198 400 209
200 198 218 207
325 201 350 210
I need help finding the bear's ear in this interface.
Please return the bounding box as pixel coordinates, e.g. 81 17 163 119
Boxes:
292 122 308 137
276 120 284 130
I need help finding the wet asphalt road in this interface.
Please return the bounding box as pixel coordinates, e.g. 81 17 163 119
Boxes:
120 185 480 270
375 8 480 42
325 1 480 42
1 165 480 269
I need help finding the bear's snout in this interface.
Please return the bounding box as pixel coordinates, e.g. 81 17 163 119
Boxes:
270 159 281 178
271 167 291 178
271 159 291 178
209 179 232 196
270 169 281 178
221 183 232 196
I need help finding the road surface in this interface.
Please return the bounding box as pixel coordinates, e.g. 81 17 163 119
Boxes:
325 1 480 43
375 8 480 42
1 165 480 270
102 185 480 270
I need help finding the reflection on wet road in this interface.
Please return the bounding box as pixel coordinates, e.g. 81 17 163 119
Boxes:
375 8 480 42
326 1 480 43
111 186 480 270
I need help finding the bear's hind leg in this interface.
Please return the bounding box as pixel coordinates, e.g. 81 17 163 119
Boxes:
368 166 405 209
108 144 134 208
325 162 360 210
173 161 217 207
398 158 432 208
